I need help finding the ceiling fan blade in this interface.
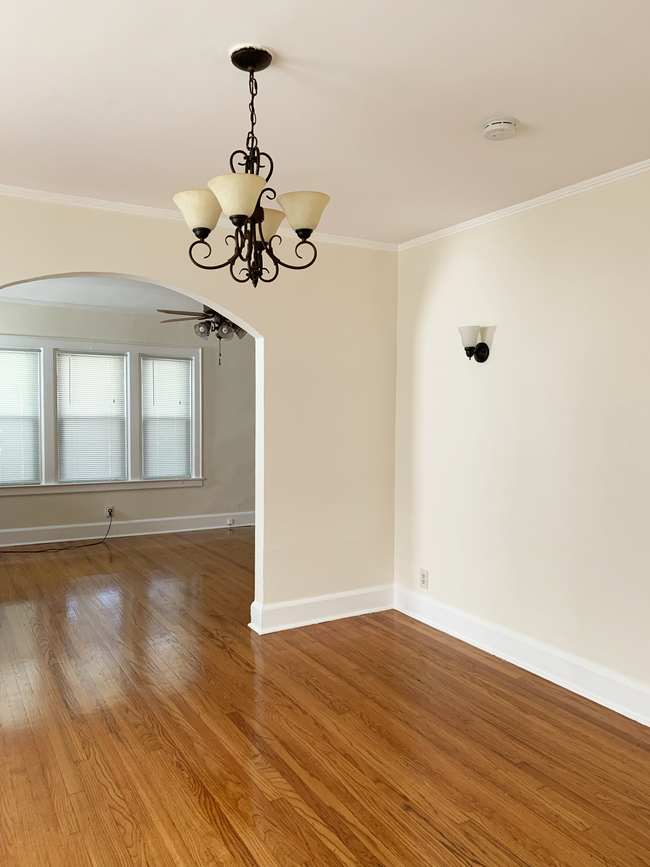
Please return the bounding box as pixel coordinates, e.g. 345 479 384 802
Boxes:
156 309 208 317
160 317 200 323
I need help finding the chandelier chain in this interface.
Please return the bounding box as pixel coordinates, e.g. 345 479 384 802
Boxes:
246 71 258 155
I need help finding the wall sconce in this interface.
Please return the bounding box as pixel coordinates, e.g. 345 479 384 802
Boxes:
458 326 490 363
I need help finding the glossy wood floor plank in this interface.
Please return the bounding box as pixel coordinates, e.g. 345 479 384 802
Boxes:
1 527 650 866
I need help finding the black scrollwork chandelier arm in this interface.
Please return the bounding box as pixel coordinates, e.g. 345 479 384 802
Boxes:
188 234 239 271
183 52 320 288
188 223 318 285
267 236 317 270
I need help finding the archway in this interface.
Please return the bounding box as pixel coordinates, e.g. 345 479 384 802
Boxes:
0 271 265 618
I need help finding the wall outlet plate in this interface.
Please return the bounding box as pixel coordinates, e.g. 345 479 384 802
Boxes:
419 568 429 590
106 506 114 518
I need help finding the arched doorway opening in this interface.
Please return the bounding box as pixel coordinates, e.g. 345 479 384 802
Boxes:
0 272 264 622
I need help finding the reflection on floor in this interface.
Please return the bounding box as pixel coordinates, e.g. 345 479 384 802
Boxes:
1 526 649 867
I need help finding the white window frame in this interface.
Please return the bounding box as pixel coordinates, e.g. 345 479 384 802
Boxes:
0 335 202 496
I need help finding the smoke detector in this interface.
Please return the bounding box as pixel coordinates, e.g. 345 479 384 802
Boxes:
483 117 519 141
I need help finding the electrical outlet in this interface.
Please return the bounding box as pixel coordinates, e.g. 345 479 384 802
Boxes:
419 568 429 590
106 506 114 518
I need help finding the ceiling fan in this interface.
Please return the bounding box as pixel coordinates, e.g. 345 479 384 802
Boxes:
158 305 247 362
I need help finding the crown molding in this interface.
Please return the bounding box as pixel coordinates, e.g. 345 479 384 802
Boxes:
0 183 397 253
4 156 649 256
0 183 183 222
306 231 397 252
398 157 650 252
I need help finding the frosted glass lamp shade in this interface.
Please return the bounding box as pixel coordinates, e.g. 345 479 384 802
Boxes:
458 326 481 348
208 173 266 219
173 190 222 231
276 191 330 236
260 208 285 241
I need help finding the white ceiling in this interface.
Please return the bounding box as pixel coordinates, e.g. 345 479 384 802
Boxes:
2 0 650 244
0 276 204 315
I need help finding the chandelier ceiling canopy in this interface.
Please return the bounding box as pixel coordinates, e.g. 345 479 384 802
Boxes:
173 46 330 287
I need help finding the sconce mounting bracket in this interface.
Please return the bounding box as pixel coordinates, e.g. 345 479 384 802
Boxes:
473 342 490 363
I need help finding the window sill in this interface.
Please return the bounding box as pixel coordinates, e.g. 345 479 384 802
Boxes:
0 478 204 497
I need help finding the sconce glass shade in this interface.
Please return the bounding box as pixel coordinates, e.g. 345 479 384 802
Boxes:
173 189 222 231
260 207 285 241
458 326 481 348
208 173 266 218
276 191 330 233
479 325 496 346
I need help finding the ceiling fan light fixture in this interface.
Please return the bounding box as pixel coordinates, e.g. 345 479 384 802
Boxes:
194 321 211 340
173 189 222 234
217 322 235 341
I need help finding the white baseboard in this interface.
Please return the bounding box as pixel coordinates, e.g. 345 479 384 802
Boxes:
395 586 650 729
6 506 645 730
0 511 255 547
249 584 394 635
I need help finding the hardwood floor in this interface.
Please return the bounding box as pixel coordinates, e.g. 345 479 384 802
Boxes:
1 527 649 866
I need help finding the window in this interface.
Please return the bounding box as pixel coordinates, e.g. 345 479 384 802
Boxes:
142 356 192 479
0 348 42 486
0 336 201 493
56 352 127 482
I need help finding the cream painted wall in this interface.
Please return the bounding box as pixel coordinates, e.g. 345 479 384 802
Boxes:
396 170 650 688
0 299 255 529
0 195 398 606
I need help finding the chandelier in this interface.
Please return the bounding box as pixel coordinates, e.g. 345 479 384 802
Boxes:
173 47 330 287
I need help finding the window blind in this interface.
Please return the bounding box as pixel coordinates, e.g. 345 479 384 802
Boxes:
0 349 42 486
56 352 127 483
141 356 192 479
